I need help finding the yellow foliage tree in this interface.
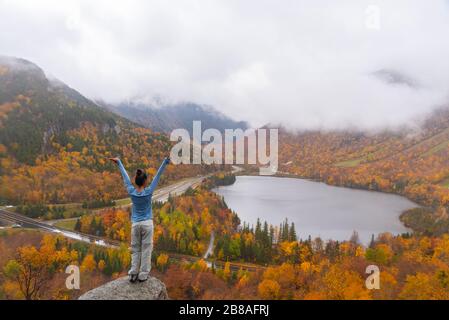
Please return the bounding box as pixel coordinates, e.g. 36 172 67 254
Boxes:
258 279 281 299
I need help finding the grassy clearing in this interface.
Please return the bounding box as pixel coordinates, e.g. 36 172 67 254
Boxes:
115 198 131 206
53 219 77 230
50 202 81 209
48 202 85 218
422 140 449 157
334 158 364 168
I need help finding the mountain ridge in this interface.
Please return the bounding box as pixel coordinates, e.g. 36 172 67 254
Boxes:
277 106 449 207
0 56 213 205
102 100 249 134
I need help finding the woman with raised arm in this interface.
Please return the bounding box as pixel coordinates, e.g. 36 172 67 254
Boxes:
109 156 170 283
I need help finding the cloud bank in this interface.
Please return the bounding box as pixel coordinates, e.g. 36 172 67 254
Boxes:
1 0 449 129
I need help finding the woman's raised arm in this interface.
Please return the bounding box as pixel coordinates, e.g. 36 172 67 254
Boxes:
109 157 134 193
146 157 170 193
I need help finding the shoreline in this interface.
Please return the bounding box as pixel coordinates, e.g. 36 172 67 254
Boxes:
237 169 422 207
219 170 421 236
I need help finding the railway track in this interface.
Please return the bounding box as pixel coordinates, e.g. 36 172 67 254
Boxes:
0 169 265 272
0 208 264 272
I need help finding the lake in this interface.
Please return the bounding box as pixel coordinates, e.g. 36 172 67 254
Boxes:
213 176 417 244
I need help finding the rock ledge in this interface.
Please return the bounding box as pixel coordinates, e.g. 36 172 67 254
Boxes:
78 276 168 300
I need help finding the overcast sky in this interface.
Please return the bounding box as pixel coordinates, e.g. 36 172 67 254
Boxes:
1 0 449 129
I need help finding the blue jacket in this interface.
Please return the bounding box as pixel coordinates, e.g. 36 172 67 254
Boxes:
117 158 169 223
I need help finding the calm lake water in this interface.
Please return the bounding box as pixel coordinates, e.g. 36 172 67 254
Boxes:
213 176 417 243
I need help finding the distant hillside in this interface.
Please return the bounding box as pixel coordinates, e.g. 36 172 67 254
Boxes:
0 56 131 165
278 108 449 207
103 101 248 133
0 56 213 205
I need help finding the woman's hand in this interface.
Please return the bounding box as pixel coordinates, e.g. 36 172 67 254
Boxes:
108 157 120 164
164 156 171 165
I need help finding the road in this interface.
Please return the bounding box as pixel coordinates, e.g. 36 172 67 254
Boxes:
0 208 122 247
0 175 206 248
0 167 264 272
43 176 204 226
203 231 215 259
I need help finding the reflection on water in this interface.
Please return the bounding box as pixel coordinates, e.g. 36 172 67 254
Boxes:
214 176 416 244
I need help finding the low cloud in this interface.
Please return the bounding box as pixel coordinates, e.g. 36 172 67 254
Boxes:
1 0 449 129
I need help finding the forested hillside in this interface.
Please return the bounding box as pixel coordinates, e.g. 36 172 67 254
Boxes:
0 56 213 205
102 101 248 134
278 110 449 208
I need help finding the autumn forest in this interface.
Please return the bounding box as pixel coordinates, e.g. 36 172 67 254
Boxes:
2 56 449 301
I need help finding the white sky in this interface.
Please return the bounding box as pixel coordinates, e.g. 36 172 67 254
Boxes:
1 0 449 129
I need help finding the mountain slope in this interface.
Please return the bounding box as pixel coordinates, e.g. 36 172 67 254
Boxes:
278 109 449 207
0 56 128 164
103 101 248 133
0 56 212 205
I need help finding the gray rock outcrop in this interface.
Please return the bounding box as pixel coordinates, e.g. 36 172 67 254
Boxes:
78 276 168 300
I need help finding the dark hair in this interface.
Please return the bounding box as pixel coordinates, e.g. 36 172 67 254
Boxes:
135 169 148 187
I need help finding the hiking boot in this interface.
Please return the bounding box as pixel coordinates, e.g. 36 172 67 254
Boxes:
129 274 138 283
138 273 148 282
138 272 149 282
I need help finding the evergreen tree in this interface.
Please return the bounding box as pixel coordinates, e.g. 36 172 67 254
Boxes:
263 221 269 246
97 220 106 236
282 219 289 242
74 218 81 232
289 222 297 241
255 218 262 242
89 218 97 234
369 234 376 248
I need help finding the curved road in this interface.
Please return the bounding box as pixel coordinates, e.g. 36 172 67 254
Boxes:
203 231 215 259
0 175 205 248
0 167 264 272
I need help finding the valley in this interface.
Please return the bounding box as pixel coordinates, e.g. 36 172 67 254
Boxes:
2 56 449 300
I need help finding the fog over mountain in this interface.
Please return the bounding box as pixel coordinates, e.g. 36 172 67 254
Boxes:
102 101 249 133
1 0 449 130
